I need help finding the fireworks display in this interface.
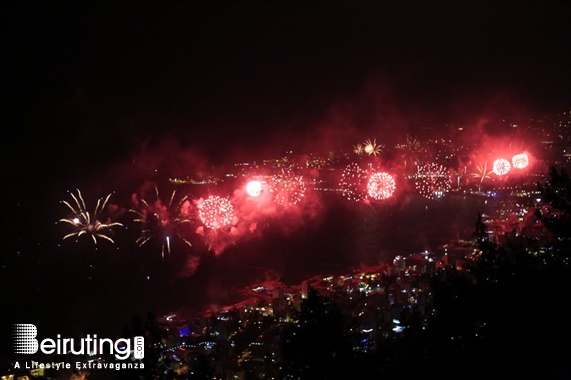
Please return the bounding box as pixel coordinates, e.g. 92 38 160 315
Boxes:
246 180 263 197
270 170 306 206
471 162 493 191
7 7 569 375
511 153 529 169
198 195 235 229
52 134 545 258
493 158 511 176
363 138 382 156
130 187 192 258
367 172 396 200
415 163 452 199
401 135 422 170
339 162 368 202
59 189 123 245
405 135 421 152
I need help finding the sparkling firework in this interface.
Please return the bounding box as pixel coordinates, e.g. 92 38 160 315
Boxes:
471 162 493 191
198 196 234 229
511 153 529 169
59 189 123 245
401 135 422 169
415 163 452 199
270 170 306 206
246 180 263 197
367 172 396 200
406 135 421 152
130 186 192 258
353 143 364 155
492 158 511 176
339 162 368 201
363 138 382 156
327 150 338 163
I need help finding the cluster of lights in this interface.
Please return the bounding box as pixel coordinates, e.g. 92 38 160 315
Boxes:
339 162 368 201
58 147 533 257
367 172 396 200
270 170 306 206
415 163 451 199
198 195 234 229
493 153 529 176
246 180 263 197
492 158 511 176
511 153 529 169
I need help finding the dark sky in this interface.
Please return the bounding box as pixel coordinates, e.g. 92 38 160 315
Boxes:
3 2 570 169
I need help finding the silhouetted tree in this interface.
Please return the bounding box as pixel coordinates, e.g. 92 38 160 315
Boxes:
281 289 358 379
418 167 571 378
536 166 571 264
188 354 214 379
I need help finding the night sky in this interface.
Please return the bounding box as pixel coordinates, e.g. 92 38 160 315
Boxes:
1 0 571 359
3 2 571 169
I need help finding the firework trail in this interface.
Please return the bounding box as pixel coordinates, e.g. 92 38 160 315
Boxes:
59 189 123 245
130 186 192 259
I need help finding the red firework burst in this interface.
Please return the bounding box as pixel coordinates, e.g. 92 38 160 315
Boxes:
198 196 234 229
415 163 451 199
129 186 192 258
339 162 368 202
493 158 511 176
246 180 263 197
367 172 396 200
270 170 306 206
511 153 529 169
